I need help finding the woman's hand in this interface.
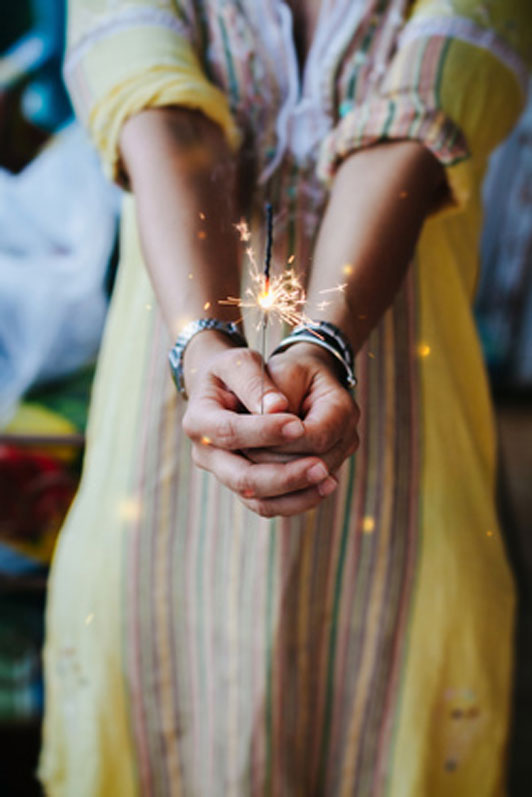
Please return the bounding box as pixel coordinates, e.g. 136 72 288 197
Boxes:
181 331 339 517
245 342 360 476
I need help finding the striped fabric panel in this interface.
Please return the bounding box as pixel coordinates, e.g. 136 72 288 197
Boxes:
398 14 530 97
124 310 171 796
120 198 422 794
318 35 470 183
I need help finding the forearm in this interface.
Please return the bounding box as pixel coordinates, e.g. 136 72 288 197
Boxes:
306 141 446 353
119 107 242 340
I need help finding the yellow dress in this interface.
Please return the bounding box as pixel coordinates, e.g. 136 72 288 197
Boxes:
40 1 532 794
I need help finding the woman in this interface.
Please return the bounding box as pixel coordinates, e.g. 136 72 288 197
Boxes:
40 0 531 794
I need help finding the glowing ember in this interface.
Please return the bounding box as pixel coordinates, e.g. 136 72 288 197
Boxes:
362 516 375 533
234 218 251 242
117 497 142 522
258 289 274 310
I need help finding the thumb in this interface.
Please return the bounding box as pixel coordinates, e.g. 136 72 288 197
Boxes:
212 348 289 414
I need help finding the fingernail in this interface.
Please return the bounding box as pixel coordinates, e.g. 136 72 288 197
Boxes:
282 419 305 439
318 476 338 497
307 463 328 483
263 392 287 413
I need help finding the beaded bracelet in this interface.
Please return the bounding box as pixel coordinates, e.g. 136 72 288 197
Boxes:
270 321 357 390
168 318 247 397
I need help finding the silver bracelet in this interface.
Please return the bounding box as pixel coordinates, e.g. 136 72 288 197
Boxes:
270 321 357 390
168 318 247 397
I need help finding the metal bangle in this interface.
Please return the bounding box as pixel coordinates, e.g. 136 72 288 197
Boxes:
270 331 357 390
168 318 247 397
291 321 355 372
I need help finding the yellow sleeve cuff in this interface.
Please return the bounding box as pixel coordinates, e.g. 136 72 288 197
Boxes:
64 17 241 183
318 10 528 215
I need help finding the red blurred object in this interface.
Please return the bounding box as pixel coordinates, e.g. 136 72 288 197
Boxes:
0 443 77 545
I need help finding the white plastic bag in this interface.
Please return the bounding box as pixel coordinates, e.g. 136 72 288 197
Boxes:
0 122 120 425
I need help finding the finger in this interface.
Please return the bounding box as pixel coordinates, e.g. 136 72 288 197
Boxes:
241 476 339 518
308 431 360 474
211 348 290 414
244 428 359 470
192 444 333 499
274 391 359 456
183 400 305 450
242 448 302 464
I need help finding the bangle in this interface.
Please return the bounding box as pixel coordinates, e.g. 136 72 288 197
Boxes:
270 320 357 390
168 318 247 397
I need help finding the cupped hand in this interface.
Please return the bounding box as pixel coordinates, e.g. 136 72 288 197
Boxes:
181 331 337 516
245 342 360 477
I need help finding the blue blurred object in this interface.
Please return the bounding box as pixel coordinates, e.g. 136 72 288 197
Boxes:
477 87 532 391
0 0 71 131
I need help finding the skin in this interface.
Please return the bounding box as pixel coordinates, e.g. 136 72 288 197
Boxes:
120 107 445 517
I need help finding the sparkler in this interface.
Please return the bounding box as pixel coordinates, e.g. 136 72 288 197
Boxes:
259 204 273 413
220 205 313 412
221 207 352 413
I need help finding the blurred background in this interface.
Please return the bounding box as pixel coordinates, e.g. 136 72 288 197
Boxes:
0 1 530 794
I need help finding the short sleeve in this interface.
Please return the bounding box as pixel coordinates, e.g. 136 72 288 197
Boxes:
64 0 241 183
318 0 532 212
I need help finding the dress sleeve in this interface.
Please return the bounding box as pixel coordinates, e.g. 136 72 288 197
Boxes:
318 0 532 211
64 0 241 184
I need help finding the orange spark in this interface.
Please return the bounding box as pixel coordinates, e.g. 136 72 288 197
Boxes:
234 218 251 242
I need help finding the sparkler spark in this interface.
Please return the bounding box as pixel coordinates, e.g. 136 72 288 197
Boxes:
235 218 251 242
219 261 311 331
221 216 312 330
320 283 348 295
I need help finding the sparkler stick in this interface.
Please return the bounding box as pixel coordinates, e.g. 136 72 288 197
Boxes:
260 203 274 414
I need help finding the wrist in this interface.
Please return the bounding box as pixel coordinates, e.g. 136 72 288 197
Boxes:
184 329 241 386
272 341 340 370
270 321 356 390
169 320 247 397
